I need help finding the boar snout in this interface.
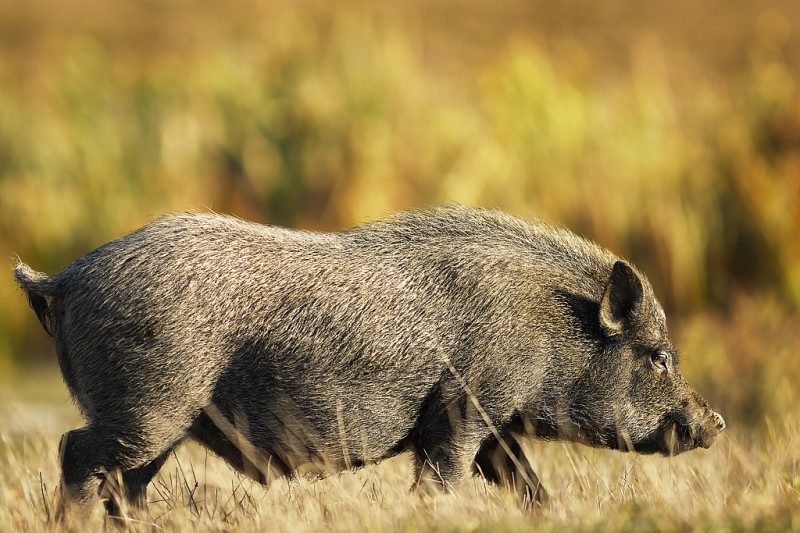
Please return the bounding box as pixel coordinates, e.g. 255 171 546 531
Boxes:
665 405 726 455
697 410 726 449
696 410 725 448
712 411 726 432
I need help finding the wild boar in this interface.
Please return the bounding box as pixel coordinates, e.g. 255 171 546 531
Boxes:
14 205 725 517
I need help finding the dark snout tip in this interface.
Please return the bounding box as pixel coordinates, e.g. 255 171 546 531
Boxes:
713 412 726 432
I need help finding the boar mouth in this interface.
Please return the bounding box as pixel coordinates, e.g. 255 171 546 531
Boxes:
634 415 718 456
563 405 713 455
658 422 694 456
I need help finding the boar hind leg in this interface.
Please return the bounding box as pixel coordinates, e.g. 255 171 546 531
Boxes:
58 426 174 519
189 412 290 485
100 450 173 517
473 433 547 508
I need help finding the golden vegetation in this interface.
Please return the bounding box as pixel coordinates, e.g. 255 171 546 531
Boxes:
0 0 799 529
0 394 798 532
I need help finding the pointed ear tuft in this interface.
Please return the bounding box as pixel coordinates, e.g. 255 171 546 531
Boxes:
600 261 644 336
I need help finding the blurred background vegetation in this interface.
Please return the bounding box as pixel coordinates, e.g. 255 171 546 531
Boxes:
1 0 798 428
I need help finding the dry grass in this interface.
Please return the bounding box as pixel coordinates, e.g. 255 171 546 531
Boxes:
0 399 798 532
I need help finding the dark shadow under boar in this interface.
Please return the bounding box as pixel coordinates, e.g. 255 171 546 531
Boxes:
14 205 725 517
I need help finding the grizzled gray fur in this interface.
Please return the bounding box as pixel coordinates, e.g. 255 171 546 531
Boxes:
14 205 725 517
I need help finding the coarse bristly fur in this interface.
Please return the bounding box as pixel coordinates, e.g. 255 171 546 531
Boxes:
13 204 725 519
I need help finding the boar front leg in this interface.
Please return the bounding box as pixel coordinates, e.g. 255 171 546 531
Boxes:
412 443 486 497
409 407 485 495
473 433 548 508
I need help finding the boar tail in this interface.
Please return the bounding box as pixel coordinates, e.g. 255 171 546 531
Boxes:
14 261 56 337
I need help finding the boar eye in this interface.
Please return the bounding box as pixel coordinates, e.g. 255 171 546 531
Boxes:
650 352 668 371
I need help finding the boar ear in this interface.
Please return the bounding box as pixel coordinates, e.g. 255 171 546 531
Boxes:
600 261 644 336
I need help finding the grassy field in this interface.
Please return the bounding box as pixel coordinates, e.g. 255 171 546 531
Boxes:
0 385 798 532
1 0 799 530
